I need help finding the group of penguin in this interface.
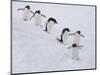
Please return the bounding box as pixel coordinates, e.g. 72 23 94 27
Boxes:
17 5 85 60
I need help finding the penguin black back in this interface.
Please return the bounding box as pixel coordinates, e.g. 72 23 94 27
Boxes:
34 10 41 15
58 28 70 43
72 43 77 48
48 17 57 24
25 5 30 9
44 17 57 32
62 28 70 34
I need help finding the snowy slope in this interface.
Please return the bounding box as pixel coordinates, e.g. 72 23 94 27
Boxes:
12 1 96 73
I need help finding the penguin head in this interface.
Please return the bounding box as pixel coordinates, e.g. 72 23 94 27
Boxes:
48 18 58 24
25 5 30 9
35 10 41 14
72 43 77 48
62 28 70 34
76 31 81 34
65 28 70 32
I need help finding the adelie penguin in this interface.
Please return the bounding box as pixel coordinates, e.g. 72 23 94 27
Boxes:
30 10 46 26
67 43 84 60
17 5 34 21
69 31 85 46
57 28 70 44
44 17 58 33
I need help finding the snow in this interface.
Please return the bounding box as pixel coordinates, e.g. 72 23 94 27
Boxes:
12 1 96 73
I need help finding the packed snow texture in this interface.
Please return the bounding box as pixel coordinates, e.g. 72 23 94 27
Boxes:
12 1 96 73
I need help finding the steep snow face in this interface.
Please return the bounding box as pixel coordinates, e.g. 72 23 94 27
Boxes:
12 1 96 73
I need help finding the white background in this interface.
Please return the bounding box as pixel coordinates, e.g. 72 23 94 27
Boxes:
0 0 99 75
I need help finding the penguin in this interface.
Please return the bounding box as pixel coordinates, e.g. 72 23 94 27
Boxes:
69 31 85 46
57 28 70 44
17 5 34 21
67 43 83 60
30 10 46 26
44 17 58 33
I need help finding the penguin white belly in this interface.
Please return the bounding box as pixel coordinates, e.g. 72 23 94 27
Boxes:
72 47 79 60
34 15 42 26
63 31 68 44
23 9 30 21
74 34 80 45
47 21 54 33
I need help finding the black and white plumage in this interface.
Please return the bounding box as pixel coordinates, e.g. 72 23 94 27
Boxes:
25 5 31 9
44 17 58 33
17 5 34 21
30 10 46 26
57 28 70 44
17 5 31 11
69 31 85 45
67 43 83 60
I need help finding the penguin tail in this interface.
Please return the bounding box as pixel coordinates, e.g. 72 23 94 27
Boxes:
56 38 63 43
